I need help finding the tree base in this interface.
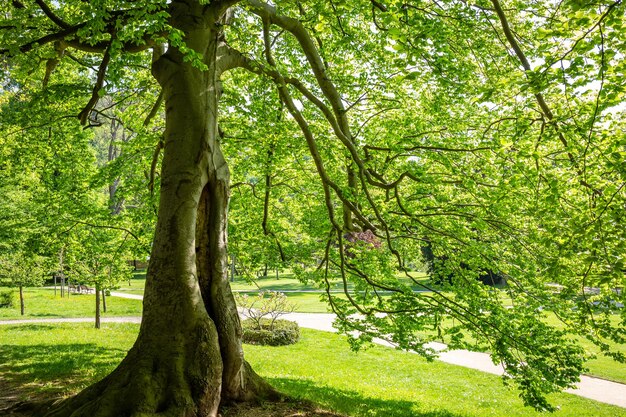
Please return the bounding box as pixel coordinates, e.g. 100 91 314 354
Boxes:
221 399 346 417
42 317 224 417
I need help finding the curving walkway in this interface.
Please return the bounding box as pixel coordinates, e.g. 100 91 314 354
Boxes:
1 291 625 409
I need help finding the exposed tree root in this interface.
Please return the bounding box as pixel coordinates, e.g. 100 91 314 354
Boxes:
41 318 223 417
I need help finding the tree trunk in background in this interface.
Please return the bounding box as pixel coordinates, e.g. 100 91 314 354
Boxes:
44 2 276 416
58 246 64 298
101 289 107 313
19 285 24 316
95 284 101 329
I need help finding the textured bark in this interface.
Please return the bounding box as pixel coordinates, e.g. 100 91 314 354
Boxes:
196 182 278 403
42 2 275 416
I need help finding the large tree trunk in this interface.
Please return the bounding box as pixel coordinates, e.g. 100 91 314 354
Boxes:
44 2 276 416
196 171 275 404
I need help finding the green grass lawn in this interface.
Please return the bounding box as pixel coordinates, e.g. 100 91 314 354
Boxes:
231 275 322 292
230 272 431 293
110 270 148 295
2 284 623 385
0 323 137 402
246 329 626 417
0 323 623 416
0 287 143 320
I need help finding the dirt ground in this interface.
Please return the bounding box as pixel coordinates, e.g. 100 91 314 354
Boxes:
221 401 345 417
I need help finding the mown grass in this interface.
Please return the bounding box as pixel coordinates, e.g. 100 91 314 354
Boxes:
246 329 626 417
0 287 143 320
0 323 137 403
230 272 431 293
0 323 623 417
109 270 148 295
2 284 623 385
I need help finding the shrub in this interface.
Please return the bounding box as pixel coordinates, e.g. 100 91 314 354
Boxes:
241 318 300 346
235 291 297 330
0 290 14 308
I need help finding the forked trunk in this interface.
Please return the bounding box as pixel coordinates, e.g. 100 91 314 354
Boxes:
196 177 275 403
43 2 276 416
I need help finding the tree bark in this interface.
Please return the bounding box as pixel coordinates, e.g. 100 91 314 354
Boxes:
44 2 276 416
19 285 24 316
196 173 276 404
102 288 107 313
95 284 101 329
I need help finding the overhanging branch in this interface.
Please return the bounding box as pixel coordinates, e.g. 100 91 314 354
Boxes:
35 0 71 29
78 42 113 125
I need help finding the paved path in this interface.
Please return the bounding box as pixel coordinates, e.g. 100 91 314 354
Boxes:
3 292 625 409
109 291 144 300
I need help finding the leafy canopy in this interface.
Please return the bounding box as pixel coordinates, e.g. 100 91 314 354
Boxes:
2 0 626 410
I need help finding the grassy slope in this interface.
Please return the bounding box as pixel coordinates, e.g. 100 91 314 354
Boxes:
246 329 626 417
0 323 623 417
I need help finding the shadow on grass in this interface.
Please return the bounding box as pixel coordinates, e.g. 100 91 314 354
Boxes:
236 282 321 291
0 340 127 403
268 377 468 417
1 324 58 331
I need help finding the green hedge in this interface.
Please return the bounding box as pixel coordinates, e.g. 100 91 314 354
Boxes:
0 290 14 308
241 318 300 346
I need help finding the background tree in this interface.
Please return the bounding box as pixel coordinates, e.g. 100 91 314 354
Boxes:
0 251 45 315
65 226 135 328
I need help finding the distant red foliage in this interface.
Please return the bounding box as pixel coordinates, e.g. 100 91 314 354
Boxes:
344 229 382 249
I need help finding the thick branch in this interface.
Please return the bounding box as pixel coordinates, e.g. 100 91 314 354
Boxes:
78 43 112 125
143 89 165 127
35 0 71 29
0 25 81 56
247 0 351 136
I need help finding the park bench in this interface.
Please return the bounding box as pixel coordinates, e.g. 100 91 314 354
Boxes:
78 285 95 294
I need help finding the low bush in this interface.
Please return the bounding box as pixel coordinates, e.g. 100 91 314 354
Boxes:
242 318 300 346
0 290 15 308
235 291 297 328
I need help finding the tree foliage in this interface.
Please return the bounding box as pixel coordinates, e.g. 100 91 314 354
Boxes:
1 0 625 414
